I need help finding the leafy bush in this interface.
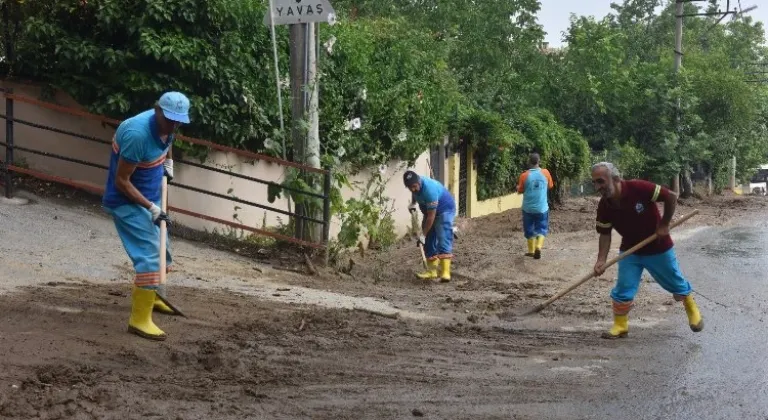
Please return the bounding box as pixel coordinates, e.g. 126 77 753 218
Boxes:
11 0 286 158
319 17 463 170
452 109 528 200
452 108 591 202
508 109 591 202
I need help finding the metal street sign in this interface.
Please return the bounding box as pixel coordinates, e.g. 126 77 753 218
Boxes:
263 0 336 26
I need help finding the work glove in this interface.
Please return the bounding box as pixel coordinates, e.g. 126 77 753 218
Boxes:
163 159 174 181
452 226 459 240
149 203 171 226
416 234 426 247
408 202 418 214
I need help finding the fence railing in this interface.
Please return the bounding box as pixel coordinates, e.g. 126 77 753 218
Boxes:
0 87 332 250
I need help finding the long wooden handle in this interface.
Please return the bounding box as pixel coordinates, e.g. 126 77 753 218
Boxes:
418 242 429 269
159 176 168 286
521 209 700 315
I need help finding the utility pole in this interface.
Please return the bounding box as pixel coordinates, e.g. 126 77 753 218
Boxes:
307 24 321 171
673 0 684 195
305 22 322 241
673 0 757 195
289 23 308 239
264 0 336 241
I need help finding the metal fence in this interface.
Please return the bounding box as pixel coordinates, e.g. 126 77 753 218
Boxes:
0 87 332 250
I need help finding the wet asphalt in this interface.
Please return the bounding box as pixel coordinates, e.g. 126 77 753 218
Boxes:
576 221 768 419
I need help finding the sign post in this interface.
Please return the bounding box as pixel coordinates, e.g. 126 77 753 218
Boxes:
263 0 336 26
264 0 336 241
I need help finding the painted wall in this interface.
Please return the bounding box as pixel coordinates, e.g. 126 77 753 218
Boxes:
0 81 431 243
0 82 114 191
461 148 524 218
172 150 432 241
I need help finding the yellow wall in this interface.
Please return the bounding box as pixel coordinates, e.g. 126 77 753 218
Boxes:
465 148 523 218
470 191 524 218
446 152 460 206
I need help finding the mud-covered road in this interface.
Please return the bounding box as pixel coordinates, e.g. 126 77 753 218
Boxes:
532 222 768 419
593 223 768 419
0 185 766 419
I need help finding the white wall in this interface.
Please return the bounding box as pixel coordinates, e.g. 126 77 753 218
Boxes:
171 149 431 241
0 81 114 191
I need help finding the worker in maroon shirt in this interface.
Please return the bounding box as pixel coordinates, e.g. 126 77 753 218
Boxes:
591 162 703 339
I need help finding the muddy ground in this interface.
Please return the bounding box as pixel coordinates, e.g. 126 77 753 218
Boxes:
1 178 766 419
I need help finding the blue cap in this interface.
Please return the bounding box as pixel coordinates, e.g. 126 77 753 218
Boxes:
158 91 190 124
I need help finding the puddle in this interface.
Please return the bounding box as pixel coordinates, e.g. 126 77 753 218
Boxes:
700 227 768 258
560 317 666 332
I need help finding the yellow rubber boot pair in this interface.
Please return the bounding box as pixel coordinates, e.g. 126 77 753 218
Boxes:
417 259 439 280
128 287 167 341
601 314 629 339
439 259 451 283
683 294 704 332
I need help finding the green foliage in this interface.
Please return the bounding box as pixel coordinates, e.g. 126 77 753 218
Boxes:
450 107 591 202
591 142 649 182
319 17 463 169
613 142 648 180
8 0 286 157
336 172 398 250
543 0 768 191
332 0 547 111
508 109 591 202
452 109 528 200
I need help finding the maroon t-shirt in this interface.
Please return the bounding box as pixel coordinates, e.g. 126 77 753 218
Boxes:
595 180 673 255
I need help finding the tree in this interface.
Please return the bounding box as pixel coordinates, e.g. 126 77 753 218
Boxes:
543 0 768 191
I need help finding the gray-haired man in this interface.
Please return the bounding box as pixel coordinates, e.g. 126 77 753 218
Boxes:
591 162 703 339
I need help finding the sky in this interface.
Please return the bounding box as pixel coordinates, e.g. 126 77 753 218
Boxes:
538 0 768 47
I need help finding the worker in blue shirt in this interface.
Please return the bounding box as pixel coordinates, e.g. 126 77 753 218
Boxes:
403 170 456 282
103 91 190 341
517 153 554 259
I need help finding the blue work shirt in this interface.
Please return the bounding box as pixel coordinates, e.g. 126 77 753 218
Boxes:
103 110 172 209
517 168 554 214
413 176 456 215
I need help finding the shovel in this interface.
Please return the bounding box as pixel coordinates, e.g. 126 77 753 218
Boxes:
158 175 187 318
418 241 429 270
519 209 699 316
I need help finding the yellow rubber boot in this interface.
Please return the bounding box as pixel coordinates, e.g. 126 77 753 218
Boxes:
128 287 167 341
416 259 439 280
601 314 629 339
534 235 544 259
439 259 452 283
525 239 535 257
683 295 703 332
154 297 176 315
154 285 180 315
